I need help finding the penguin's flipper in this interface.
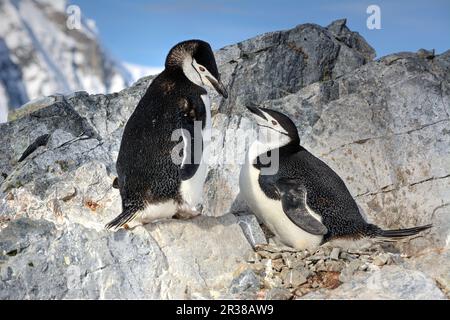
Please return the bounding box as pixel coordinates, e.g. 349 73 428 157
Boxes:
276 178 328 236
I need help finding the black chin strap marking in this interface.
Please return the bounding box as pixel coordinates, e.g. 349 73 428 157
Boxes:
259 125 290 137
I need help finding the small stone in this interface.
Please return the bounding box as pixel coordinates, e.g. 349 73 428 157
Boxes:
294 287 311 297
246 251 259 263
339 260 363 282
307 255 326 262
321 247 332 256
236 215 267 248
330 248 340 260
295 251 307 259
435 275 450 295
281 253 295 268
272 258 284 272
257 250 282 260
373 254 390 266
265 287 293 300
249 262 265 273
389 254 404 265
257 251 269 259
291 259 306 269
325 260 344 272
290 269 308 287
279 267 290 282
263 275 283 289
359 264 369 271
281 269 308 288
229 269 260 294
317 264 328 272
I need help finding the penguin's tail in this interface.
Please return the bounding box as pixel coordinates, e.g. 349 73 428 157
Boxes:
105 202 142 230
366 223 432 239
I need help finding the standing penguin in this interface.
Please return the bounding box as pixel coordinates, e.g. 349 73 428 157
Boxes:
106 40 228 230
240 106 432 250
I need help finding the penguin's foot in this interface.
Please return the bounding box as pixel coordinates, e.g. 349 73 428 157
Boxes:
173 209 201 220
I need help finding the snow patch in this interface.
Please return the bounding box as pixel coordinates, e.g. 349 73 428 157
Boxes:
124 63 163 81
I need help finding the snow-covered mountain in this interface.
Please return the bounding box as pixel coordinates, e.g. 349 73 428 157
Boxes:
0 0 157 122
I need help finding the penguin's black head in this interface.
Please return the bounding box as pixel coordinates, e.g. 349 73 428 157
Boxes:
246 106 300 145
165 39 228 98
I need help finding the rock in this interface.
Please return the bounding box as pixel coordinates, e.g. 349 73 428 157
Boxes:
401 248 450 298
330 248 340 260
271 259 285 272
236 215 267 248
326 19 376 63
436 275 450 297
257 251 281 260
417 48 435 60
263 276 283 290
264 287 293 300
339 260 364 283
373 253 391 266
0 215 253 299
229 269 260 294
325 260 344 272
282 269 308 288
301 266 446 300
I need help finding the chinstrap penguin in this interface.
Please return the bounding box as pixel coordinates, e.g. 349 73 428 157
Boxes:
106 40 228 230
239 106 432 250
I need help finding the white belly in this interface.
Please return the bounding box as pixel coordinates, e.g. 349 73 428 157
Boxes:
239 148 323 250
180 94 211 209
131 200 178 227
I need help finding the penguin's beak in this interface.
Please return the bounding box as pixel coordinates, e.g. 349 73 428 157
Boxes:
206 75 228 99
246 106 268 121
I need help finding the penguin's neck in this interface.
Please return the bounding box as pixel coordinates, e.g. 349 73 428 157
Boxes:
248 139 297 161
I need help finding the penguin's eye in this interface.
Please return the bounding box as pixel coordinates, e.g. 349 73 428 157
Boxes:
272 120 278 126
199 66 206 72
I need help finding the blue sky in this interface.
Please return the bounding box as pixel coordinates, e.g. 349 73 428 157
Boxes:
71 0 450 68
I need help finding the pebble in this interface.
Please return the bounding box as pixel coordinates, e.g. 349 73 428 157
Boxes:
271 258 284 272
258 251 278 260
246 251 259 263
330 248 340 260
264 276 282 289
282 269 308 288
264 287 293 300
229 269 260 294
281 253 294 268
325 260 344 272
359 264 369 271
339 260 363 283
373 253 390 266
307 255 326 262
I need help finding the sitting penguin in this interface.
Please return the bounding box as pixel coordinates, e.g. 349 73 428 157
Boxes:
240 106 432 250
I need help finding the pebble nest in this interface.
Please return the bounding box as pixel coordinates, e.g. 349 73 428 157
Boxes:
230 242 408 300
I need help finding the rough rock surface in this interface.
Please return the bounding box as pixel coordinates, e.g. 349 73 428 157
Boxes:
0 20 449 299
0 215 253 299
